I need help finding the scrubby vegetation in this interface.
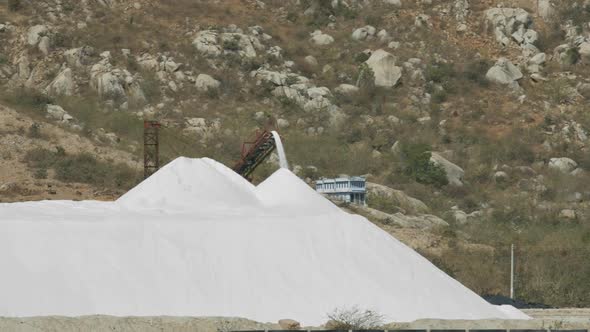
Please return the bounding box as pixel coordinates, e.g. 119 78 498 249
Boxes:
24 147 139 189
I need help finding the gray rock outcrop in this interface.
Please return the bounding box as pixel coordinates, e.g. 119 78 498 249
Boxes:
309 30 334 46
486 58 523 85
430 152 464 186
365 49 402 87
548 157 578 174
366 182 430 215
195 74 221 92
46 68 75 97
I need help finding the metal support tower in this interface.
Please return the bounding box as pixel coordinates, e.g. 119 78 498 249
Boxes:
144 120 161 179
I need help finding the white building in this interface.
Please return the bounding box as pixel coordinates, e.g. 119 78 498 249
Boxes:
315 176 367 206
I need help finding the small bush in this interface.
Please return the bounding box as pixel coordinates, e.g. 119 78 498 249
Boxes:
222 36 241 51
140 72 162 103
364 14 383 26
327 306 384 330
27 123 42 139
357 63 375 90
545 78 574 105
401 142 449 188
33 168 48 179
425 62 456 84
354 52 370 63
463 60 490 86
564 48 580 66
52 32 71 48
432 89 448 103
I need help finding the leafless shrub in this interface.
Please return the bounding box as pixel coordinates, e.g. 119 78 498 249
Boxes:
326 306 384 330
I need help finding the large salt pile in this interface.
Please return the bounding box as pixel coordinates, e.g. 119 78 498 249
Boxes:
118 157 261 212
0 157 529 325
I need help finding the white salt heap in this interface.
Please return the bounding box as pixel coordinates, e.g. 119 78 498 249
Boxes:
0 157 529 325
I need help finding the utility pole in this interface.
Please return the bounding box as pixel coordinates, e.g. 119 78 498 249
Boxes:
144 120 161 179
510 244 515 299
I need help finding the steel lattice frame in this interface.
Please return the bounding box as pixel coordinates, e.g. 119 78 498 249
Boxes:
143 120 161 179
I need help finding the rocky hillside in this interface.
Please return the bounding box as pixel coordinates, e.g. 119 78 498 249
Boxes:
1 0 590 307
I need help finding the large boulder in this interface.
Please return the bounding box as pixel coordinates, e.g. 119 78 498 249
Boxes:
309 30 334 46
579 42 590 60
577 82 590 99
136 53 160 72
38 36 51 56
352 25 376 41
537 0 555 20
335 84 359 95
46 104 74 123
220 33 259 58
27 25 48 46
193 29 264 58
192 30 222 56
46 68 75 97
548 157 578 173
486 58 523 85
90 59 145 103
366 182 430 215
91 65 126 100
195 74 221 92
360 206 448 228
430 152 464 186
365 49 402 87
17 55 31 80
64 46 95 68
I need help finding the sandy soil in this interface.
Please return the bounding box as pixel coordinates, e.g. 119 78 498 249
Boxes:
0 314 588 332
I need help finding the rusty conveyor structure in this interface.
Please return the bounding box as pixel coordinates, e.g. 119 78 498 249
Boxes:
233 129 277 180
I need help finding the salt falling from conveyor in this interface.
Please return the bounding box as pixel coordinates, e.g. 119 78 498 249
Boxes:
272 130 289 169
0 157 530 324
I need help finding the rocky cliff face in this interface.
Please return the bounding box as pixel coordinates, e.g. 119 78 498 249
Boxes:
0 0 589 307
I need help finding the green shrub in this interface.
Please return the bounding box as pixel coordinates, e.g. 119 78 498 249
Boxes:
222 36 241 51
367 192 401 214
544 78 573 104
564 47 580 66
286 11 299 22
364 14 383 26
432 89 448 103
356 63 375 90
52 32 71 48
139 72 162 104
354 52 370 63
425 62 456 84
401 142 449 187
33 168 48 179
27 123 42 139
463 60 490 86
